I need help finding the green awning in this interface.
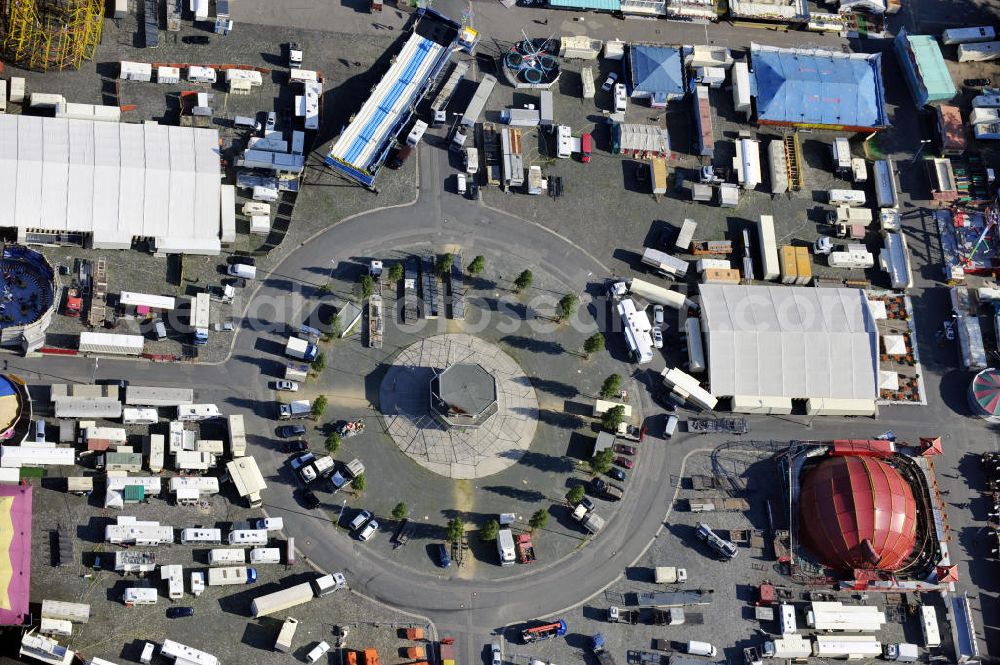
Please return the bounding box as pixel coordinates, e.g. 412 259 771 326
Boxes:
548 0 621 10
122 485 145 502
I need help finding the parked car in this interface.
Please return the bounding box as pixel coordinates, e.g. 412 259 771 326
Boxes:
273 380 299 392
166 606 195 618
213 320 235 332
277 424 307 438
579 496 595 512
290 453 315 471
608 467 626 482
965 77 992 87
300 489 321 510
491 643 502 665
613 444 637 456
456 173 467 195
601 71 618 92
350 510 373 532
358 519 379 541
614 456 635 470
590 477 607 494
467 183 480 200
435 543 451 568
183 35 210 44
652 327 664 349
653 304 664 326
282 440 309 453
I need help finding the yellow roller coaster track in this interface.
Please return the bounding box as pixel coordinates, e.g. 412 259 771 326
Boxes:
0 0 104 72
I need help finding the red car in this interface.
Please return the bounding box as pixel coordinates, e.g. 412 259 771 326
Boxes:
580 132 592 163
614 456 634 470
613 444 636 456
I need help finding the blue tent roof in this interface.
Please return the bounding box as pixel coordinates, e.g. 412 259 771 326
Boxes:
750 44 888 129
628 45 684 105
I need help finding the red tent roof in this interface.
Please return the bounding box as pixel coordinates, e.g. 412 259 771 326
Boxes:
920 436 943 456
799 456 917 572
936 565 959 583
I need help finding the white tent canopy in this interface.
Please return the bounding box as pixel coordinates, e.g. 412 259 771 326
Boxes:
700 284 879 402
883 334 906 355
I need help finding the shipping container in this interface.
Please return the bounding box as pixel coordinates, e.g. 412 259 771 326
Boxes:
731 61 751 117
8 77 25 104
942 25 996 45
756 215 779 281
958 41 1000 62
693 86 714 157
794 246 811 285
702 268 741 284
461 74 497 127
41 600 90 624
79 332 144 356
275 617 299 653
676 218 697 250
780 246 798 284
873 160 898 208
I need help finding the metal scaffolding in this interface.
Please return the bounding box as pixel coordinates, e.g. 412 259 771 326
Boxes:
1 0 104 72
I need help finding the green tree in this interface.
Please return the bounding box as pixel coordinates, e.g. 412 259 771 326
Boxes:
468 255 485 276
325 432 341 454
601 405 626 433
479 519 500 542
352 473 367 493
514 270 534 293
329 313 342 339
311 352 326 374
600 374 622 399
557 294 579 322
566 485 585 505
529 509 549 532
447 517 465 542
360 275 374 299
311 395 328 418
591 448 614 475
583 333 605 358
437 253 454 278
392 502 409 521
388 262 404 283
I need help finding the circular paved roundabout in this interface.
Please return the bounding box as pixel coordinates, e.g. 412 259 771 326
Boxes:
378 333 539 479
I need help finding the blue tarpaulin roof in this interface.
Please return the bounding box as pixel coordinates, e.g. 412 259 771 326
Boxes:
628 45 684 105
548 0 620 9
750 44 888 129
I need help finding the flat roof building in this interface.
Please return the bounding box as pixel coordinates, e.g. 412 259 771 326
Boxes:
0 115 222 255
699 284 879 413
895 30 957 107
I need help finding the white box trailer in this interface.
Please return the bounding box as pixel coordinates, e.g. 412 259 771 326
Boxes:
734 138 761 189
227 414 247 458
123 588 158 606
920 605 941 647
731 61 751 117
41 600 90 624
829 250 875 269
942 25 996 45
675 218 697 250
251 582 315 617
8 77 24 104
208 566 257 586
229 529 269 546
180 528 223 544
120 61 153 81
756 215 780 280
250 548 282 564
828 189 866 206
39 618 73 637
123 408 158 425
831 137 851 173
177 404 221 421
642 247 689 279
627 278 691 310
79 332 144 356
275 617 300 653
812 635 882 659
126 387 194 407
684 317 706 373
157 66 181 84
208 549 246 565
581 67 595 99
807 602 886 632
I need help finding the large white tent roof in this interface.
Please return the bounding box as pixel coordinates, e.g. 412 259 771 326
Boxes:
0 115 221 254
700 284 878 401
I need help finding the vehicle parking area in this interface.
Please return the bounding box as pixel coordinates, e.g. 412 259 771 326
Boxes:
29 461 426 663
501 445 939 665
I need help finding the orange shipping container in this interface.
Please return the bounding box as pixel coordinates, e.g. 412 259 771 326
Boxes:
347 653 358 665
702 268 741 284
406 628 425 641
779 245 797 284
365 649 380 665
406 647 426 659
794 246 812 285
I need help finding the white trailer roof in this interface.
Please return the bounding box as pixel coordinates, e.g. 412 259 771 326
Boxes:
119 291 177 310
699 284 878 402
53 397 123 419
0 115 221 254
1 445 75 468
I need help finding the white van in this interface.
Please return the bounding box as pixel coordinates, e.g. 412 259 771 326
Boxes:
685 641 717 657
255 517 284 531
252 186 279 202
208 548 246 566
664 415 679 438
613 83 627 113
456 173 467 195
406 120 428 146
228 264 257 280
250 547 282 564
307 642 331 664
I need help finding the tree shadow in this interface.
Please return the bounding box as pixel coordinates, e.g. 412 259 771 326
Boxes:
500 335 564 355
527 377 579 398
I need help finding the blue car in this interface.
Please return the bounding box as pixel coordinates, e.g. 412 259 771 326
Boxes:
435 543 451 568
166 607 194 618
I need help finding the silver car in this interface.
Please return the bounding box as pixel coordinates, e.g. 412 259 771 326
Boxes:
491 643 502 665
652 327 664 349
358 519 379 541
